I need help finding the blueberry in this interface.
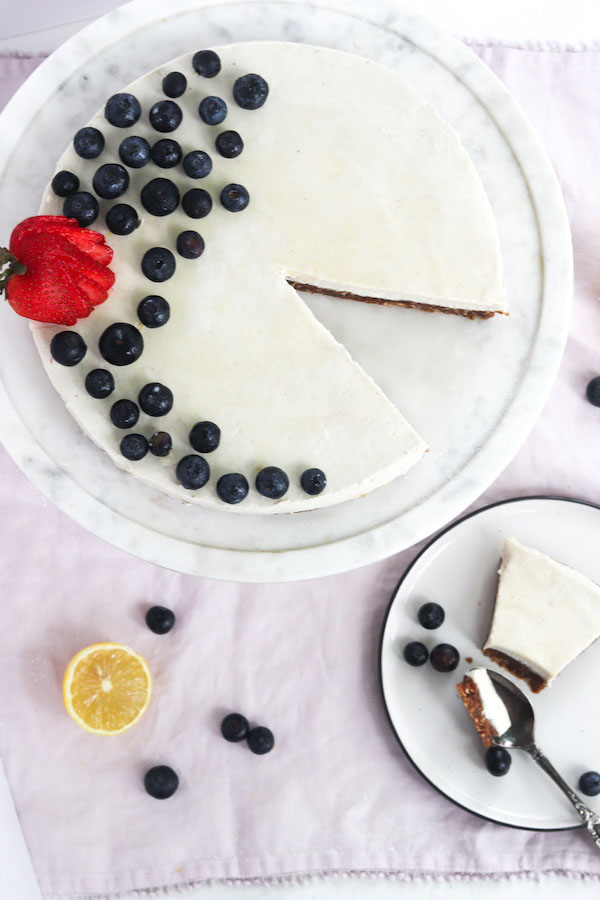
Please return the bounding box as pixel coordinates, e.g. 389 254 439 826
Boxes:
150 138 182 169
233 73 269 110
189 421 220 453
99 323 144 366
199 96 227 125
176 454 210 490
146 605 176 634
255 466 289 499
110 399 139 429
138 382 173 416
221 712 249 742
105 92 141 128
137 295 170 328
485 746 512 777
141 247 176 282
162 71 187 98
120 433 148 460
217 473 249 504
50 331 86 366
300 468 326 495
73 126 104 159
247 726 274 755
93 163 129 199
63 192 99 227
216 130 243 158
85 368 114 398
586 377 600 407
51 170 79 197
176 231 205 259
141 178 180 216
144 765 179 799
182 188 212 219
182 150 212 179
192 49 221 78
403 641 428 666
417 602 445 630
430 643 460 672
118 135 151 168
220 183 249 212
106 203 140 235
149 431 172 457
579 771 600 796
149 100 182 133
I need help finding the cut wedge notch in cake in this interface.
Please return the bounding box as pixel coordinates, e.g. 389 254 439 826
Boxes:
456 667 511 748
483 538 600 692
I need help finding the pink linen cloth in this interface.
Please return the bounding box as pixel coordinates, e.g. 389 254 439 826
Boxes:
1 44 600 897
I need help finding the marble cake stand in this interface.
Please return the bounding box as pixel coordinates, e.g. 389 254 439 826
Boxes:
0 0 572 582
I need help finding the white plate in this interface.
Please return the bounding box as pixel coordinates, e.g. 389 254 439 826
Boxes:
0 0 572 582
380 495 600 831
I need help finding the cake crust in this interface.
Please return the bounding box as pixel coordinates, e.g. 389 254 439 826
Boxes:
482 648 547 693
456 676 498 748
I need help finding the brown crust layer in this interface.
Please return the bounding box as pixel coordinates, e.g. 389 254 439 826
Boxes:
287 280 502 320
456 677 497 748
482 649 547 693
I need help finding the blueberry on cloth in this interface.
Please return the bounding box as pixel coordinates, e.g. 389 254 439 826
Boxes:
192 50 221 78
144 765 179 799
110 399 139 429
137 295 170 328
220 183 249 212
586 377 600 407
141 247 176 282
403 641 428 667
189 421 220 453
300 468 326 495
73 126 104 159
99 323 144 366
105 92 142 128
120 433 148 461
146 605 175 634
106 203 140 235
217 473 249 504
85 368 114 398
138 382 174 417
199 96 227 125
162 71 187 98
176 454 210 490
63 192 99 227
247 726 274 755
233 73 269 110
221 713 249 742
50 331 86 366
51 170 79 197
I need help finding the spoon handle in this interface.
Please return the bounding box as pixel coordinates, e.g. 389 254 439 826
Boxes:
526 743 600 848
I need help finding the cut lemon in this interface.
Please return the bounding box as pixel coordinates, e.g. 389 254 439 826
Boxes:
63 642 152 735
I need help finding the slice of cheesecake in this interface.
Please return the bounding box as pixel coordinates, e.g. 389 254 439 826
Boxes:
483 538 600 692
456 667 511 747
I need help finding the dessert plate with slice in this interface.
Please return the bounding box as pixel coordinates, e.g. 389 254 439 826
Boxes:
380 495 600 831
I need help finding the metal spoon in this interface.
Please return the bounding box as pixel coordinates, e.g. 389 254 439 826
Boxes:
482 668 600 848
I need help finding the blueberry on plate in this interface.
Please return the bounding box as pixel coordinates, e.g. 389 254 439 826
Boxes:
199 96 227 125
73 126 104 159
150 138 182 169
63 192 99 227
50 331 86 366
417 602 445 630
51 170 79 197
189 421 220 453
485 746 512 777
144 765 179 799
146 605 176 634
403 641 428 667
233 73 269 110
247 726 274 755
430 643 460 672
176 230 205 259
85 368 114 398
93 163 130 200
149 100 182 133
162 71 187 98
141 247 176 282
137 295 170 328
105 92 142 128
579 771 600 796
118 135 151 168
220 183 249 212
221 712 249 742
99 323 144 366
182 188 212 219
217 473 249 504
182 150 212 179
215 130 243 158
141 178 180 216
110 398 139 429
106 203 140 236
192 49 221 78
586 377 600 407
120 433 148 461
149 431 172 457
176 454 210 490
256 466 289 499
300 468 326 495
138 382 174 417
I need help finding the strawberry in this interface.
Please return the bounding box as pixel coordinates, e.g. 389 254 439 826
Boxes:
0 215 115 326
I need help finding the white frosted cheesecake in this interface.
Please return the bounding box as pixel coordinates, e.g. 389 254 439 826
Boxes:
31 41 505 513
456 667 511 748
483 538 600 692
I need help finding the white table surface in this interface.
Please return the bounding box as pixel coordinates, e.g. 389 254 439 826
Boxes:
1 1 598 898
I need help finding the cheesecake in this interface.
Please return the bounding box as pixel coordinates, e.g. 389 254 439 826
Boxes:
456 667 511 748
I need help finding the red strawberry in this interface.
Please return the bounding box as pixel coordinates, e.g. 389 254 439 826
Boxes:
0 215 115 326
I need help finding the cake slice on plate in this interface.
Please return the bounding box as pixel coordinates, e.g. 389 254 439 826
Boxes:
456 667 511 747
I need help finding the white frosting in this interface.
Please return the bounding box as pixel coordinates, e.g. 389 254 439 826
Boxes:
466 666 511 738
31 41 504 513
484 538 600 684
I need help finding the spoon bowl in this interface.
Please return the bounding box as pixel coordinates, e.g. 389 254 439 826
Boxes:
485 669 536 748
